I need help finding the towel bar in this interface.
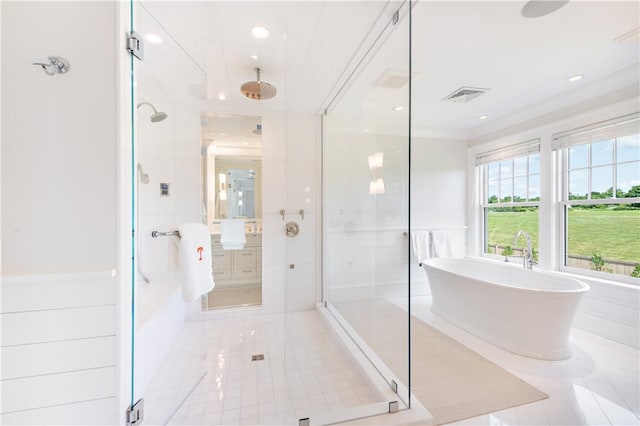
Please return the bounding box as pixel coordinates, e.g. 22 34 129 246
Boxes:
151 230 180 238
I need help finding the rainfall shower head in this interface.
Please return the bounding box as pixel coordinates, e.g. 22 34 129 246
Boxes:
136 102 168 122
241 68 277 100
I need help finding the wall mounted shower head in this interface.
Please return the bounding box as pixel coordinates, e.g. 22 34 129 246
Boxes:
136 102 168 122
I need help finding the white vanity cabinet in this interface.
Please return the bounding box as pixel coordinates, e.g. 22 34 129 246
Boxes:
211 233 262 288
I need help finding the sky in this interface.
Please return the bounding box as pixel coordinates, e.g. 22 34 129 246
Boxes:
569 134 640 195
487 134 640 201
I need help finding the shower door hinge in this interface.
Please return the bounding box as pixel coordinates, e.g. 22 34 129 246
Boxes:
127 398 144 425
126 31 144 61
390 379 398 394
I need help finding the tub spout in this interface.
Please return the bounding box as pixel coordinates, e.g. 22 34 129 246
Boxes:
513 230 533 269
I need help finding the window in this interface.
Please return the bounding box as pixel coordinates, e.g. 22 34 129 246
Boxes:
477 140 540 260
555 113 640 278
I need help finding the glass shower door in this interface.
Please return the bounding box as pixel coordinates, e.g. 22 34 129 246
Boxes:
323 0 413 410
129 2 209 424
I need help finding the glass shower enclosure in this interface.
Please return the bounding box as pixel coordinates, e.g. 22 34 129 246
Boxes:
125 0 413 424
323 0 413 411
127 2 209 424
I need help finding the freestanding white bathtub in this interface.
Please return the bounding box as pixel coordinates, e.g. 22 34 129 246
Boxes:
423 257 589 360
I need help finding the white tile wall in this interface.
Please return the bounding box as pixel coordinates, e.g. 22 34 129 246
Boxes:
134 79 207 422
136 103 202 277
323 133 468 300
259 111 321 313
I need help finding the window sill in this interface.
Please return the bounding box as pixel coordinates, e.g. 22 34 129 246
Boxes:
557 266 639 289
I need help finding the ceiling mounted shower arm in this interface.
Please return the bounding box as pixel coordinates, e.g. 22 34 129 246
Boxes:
33 56 70 75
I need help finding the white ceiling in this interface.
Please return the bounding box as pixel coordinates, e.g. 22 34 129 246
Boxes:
138 0 639 139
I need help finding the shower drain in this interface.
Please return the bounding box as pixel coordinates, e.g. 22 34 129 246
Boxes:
251 354 265 361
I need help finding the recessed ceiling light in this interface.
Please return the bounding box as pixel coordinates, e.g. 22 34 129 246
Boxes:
218 92 227 101
567 74 584 82
144 33 162 44
250 55 258 60
242 142 249 146
251 26 269 39
392 106 404 111
478 115 488 120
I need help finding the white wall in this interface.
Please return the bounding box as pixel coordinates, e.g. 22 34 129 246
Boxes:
467 97 640 348
1 1 117 274
1 2 119 423
410 137 468 292
323 131 468 299
323 131 409 297
136 102 202 281
134 98 208 419
262 111 321 313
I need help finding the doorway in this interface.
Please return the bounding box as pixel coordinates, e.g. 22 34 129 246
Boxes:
202 113 263 309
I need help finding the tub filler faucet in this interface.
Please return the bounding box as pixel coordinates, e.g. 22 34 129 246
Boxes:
513 230 534 269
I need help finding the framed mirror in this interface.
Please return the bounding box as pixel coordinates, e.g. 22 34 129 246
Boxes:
215 157 262 219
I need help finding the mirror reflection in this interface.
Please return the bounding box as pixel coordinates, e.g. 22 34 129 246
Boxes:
215 159 261 219
202 113 262 310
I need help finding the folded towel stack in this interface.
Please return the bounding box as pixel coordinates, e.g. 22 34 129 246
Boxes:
220 219 246 250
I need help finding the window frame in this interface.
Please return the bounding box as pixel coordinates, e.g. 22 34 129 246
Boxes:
555 116 640 283
478 140 541 260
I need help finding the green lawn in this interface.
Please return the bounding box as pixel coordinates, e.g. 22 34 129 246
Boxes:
487 209 640 263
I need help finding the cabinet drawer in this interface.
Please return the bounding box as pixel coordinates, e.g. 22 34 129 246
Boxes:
213 269 230 280
234 249 257 267
233 267 256 280
212 252 230 270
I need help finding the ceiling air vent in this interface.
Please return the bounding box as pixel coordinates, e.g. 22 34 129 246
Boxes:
442 86 490 103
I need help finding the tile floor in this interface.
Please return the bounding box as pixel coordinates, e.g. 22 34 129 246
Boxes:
166 296 639 426
206 287 262 310
167 310 384 426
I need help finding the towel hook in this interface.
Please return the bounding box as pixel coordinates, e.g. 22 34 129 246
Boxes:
33 55 70 75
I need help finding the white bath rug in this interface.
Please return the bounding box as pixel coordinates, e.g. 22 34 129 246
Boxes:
332 298 548 425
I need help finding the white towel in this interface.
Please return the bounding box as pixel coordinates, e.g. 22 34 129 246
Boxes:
176 223 214 302
220 219 246 250
431 230 453 258
410 231 432 265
